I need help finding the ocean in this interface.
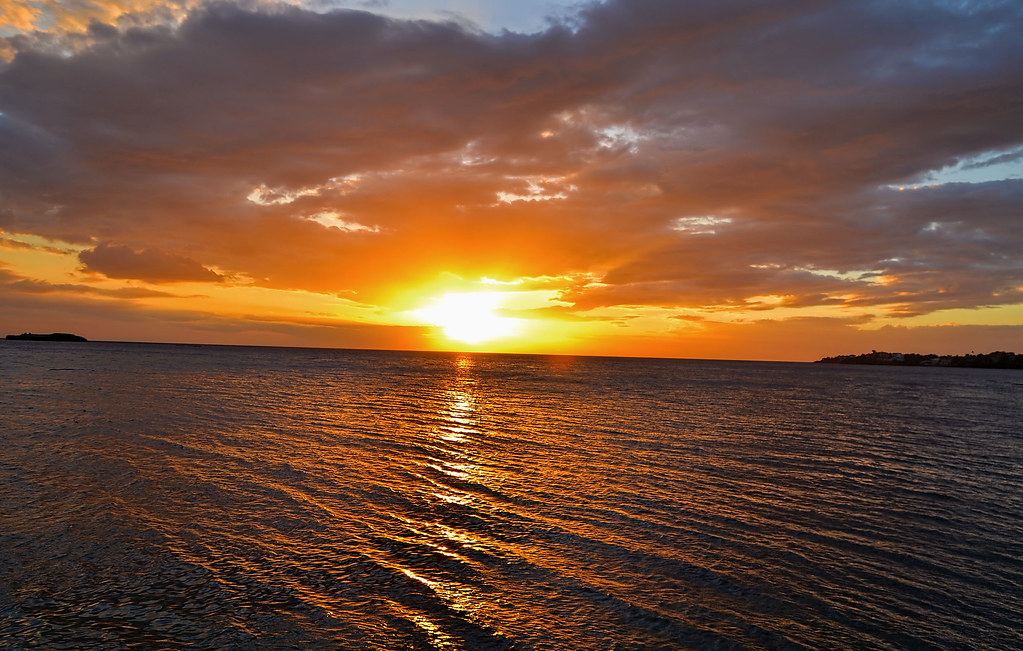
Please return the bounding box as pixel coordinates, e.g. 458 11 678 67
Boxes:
1 341 1020 649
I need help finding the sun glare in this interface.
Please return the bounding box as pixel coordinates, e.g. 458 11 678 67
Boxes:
413 292 519 344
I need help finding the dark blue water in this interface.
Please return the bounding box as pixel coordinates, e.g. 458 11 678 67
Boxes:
1 342 1021 649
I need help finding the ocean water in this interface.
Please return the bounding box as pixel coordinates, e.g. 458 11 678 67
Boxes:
1 342 1020 650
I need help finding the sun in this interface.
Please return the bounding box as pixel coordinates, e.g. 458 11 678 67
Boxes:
412 292 519 344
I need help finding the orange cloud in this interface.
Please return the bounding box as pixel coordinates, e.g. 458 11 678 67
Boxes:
79 242 224 283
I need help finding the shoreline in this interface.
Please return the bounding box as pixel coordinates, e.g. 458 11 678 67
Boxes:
816 350 1022 369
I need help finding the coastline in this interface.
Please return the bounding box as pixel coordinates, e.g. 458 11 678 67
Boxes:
816 350 1022 369
5 333 89 342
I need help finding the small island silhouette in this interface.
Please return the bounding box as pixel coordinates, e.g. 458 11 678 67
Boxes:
816 350 1022 369
5 332 89 342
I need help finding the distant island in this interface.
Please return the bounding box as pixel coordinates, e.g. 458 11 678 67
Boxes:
816 350 1022 369
5 332 89 342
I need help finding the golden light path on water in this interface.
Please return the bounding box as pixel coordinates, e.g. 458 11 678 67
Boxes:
387 355 490 646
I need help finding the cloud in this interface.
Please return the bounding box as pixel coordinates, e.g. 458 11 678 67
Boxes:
0 265 180 297
78 242 224 283
0 0 196 36
0 0 1021 353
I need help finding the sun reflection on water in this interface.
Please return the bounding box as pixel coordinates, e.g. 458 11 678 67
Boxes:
387 353 499 636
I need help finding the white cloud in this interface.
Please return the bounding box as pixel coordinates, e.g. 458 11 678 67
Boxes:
305 211 380 233
496 176 576 204
247 175 361 206
671 216 733 235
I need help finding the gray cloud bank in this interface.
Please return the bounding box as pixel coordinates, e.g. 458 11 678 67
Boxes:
1 0 1022 318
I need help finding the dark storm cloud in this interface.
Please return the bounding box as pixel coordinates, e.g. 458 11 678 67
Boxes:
0 0 1021 313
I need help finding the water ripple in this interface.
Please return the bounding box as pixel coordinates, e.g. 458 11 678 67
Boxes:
1 343 1021 649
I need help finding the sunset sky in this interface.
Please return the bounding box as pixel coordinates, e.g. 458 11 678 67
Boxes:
2 0 1022 360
